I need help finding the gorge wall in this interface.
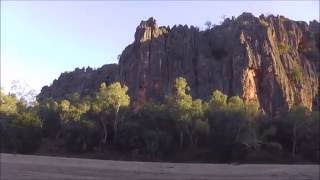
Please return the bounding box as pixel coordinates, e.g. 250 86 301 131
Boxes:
37 13 320 116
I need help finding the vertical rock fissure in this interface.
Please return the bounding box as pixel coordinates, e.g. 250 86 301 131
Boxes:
229 58 235 96
192 57 199 97
148 28 153 80
164 34 170 94
192 31 199 97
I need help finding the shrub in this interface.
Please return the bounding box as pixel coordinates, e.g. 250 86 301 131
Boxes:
116 104 177 159
1 111 43 154
142 130 174 159
116 120 144 151
208 108 251 162
278 42 290 54
63 120 99 153
2 123 42 154
292 65 302 82
204 21 212 30
38 98 61 138
261 142 283 154
14 111 42 128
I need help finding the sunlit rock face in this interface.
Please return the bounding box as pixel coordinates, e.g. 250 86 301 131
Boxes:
242 68 258 104
38 13 319 116
119 14 319 115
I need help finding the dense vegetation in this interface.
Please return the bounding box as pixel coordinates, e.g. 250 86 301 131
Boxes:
1 77 319 163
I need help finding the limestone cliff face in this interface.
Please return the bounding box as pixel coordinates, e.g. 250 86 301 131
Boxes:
38 13 319 116
119 14 319 115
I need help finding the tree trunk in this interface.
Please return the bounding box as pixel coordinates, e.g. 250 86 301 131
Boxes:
235 124 242 142
100 118 108 145
180 131 184 148
113 105 120 142
55 130 62 140
189 127 194 148
292 124 297 158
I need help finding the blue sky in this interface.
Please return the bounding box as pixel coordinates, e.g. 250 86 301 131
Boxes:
1 1 319 94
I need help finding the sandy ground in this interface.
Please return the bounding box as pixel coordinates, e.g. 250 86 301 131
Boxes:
0 153 319 180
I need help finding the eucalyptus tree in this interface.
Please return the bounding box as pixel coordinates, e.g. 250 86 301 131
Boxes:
167 77 193 148
0 90 18 116
92 82 130 144
287 105 308 158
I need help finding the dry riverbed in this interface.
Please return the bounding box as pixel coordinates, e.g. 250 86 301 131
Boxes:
1 153 318 180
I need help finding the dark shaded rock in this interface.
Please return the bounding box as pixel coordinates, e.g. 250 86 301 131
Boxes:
37 64 118 101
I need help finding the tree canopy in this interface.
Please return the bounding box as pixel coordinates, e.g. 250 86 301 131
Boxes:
1 78 318 163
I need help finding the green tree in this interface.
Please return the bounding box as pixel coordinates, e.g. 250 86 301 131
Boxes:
58 98 89 124
64 119 99 153
227 96 245 112
117 102 176 159
226 96 257 148
204 21 212 30
167 77 193 148
271 105 316 160
93 82 130 144
38 98 60 138
208 93 257 161
301 111 320 161
287 105 308 158
208 90 227 112
52 93 99 153
14 111 42 128
3 110 42 153
190 99 205 120
0 90 18 116
1 89 44 153
244 102 261 120
189 99 208 147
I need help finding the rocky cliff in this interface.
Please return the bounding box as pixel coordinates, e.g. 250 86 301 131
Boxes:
38 13 319 116
37 64 118 101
